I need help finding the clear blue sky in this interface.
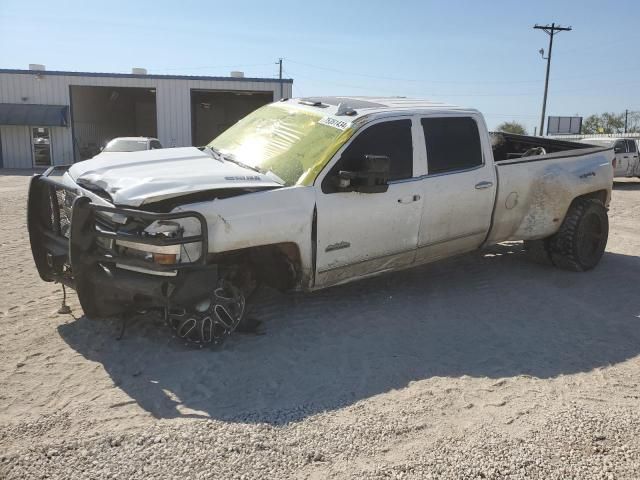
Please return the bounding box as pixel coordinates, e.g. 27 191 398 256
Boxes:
2 0 639 133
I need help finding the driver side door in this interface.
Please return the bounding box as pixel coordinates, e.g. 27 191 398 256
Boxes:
313 118 424 288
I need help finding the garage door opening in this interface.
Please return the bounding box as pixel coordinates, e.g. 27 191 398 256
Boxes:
70 86 157 160
191 90 273 146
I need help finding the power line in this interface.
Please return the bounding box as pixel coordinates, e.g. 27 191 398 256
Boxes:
286 58 542 85
559 33 640 55
287 56 640 87
534 23 572 135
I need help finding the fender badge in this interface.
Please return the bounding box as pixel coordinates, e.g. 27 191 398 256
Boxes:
325 241 351 252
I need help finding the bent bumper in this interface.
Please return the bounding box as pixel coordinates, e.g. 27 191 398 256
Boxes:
27 173 217 318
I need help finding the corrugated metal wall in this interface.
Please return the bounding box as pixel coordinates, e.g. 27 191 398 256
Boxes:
0 71 292 168
0 125 30 168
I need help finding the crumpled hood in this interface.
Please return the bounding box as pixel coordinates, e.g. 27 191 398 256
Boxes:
68 147 283 207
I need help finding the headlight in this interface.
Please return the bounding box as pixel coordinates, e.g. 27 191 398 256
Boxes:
116 239 181 265
115 218 202 266
147 218 203 263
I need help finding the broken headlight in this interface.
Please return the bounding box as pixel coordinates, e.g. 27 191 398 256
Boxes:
115 218 203 267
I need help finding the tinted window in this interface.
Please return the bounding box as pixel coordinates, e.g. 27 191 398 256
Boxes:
614 140 627 153
626 140 637 153
421 117 482 174
340 120 413 180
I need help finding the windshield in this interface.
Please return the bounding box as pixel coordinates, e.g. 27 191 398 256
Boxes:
208 104 354 186
103 139 149 152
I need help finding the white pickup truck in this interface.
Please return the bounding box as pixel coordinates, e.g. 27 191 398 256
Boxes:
579 137 640 179
28 97 614 344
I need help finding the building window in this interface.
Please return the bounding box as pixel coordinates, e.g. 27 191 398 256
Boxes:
32 127 52 166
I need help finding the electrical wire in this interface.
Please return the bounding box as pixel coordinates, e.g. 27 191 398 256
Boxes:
285 58 640 86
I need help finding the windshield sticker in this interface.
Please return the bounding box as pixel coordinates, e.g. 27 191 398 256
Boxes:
319 116 351 131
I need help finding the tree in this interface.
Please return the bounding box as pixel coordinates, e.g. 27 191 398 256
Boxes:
580 112 625 134
496 121 527 135
627 111 640 133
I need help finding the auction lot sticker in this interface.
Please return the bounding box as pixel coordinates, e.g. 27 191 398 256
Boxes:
319 116 351 130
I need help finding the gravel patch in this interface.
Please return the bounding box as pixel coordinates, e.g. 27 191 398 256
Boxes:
2 175 640 479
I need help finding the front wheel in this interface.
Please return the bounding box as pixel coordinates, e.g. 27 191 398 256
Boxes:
166 279 246 345
547 198 609 272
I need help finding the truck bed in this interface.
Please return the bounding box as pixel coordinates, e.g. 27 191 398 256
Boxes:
490 132 594 162
485 135 614 245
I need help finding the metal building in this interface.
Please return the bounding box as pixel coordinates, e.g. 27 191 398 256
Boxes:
0 65 293 169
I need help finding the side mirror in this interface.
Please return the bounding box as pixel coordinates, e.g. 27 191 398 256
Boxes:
334 154 391 193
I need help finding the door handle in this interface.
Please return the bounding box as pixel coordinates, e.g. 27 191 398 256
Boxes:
475 181 493 189
397 194 421 204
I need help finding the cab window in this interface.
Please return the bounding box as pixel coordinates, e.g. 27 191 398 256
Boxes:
626 140 637 153
322 119 413 192
422 117 482 174
614 140 627 153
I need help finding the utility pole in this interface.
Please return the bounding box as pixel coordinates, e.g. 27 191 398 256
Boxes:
276 58 283 99
624 109 628 133
534 23 572 136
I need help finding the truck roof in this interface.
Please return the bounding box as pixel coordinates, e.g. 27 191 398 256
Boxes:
282 96 480 120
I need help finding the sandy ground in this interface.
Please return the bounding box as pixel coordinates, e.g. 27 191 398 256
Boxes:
1 172 639 479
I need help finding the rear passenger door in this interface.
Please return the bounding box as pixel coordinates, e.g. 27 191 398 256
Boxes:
415 115 497 263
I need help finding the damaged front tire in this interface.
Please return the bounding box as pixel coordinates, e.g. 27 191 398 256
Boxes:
166 279 246 345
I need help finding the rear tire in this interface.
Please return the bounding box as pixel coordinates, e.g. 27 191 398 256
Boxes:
548 198 608 272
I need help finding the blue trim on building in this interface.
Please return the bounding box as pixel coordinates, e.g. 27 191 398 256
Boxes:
0 68 293 84
0 103 69 127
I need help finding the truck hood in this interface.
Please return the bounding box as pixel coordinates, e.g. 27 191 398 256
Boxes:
68 147 284 207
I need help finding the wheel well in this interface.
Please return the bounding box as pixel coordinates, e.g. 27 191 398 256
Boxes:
554 190 608 232
575 189 608 205
212 242 302 291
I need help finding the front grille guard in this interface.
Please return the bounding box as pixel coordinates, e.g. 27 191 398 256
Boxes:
27 174 209 288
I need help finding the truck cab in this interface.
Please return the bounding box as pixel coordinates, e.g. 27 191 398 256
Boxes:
313 108 496 287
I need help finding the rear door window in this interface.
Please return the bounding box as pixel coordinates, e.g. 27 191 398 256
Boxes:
626 140 637 153
421 117 482 174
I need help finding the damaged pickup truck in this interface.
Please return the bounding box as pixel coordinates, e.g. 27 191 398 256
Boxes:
28 97 615 344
